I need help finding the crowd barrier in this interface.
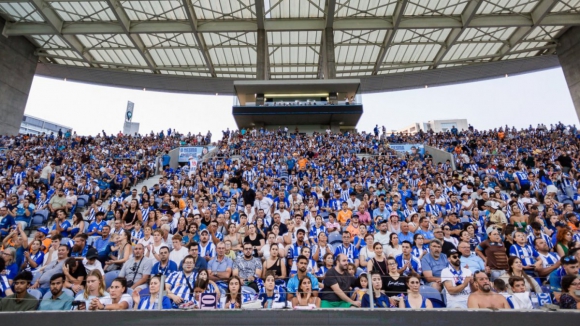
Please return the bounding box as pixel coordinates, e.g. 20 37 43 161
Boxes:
0 308 577 325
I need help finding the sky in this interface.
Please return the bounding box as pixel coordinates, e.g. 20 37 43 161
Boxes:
24 67 579 137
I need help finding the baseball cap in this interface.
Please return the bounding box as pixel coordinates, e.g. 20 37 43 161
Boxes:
86 248 99 260
37 227 49 235
447 248 458 256
561 256 578 265
486 226 499 235
200 229 209 235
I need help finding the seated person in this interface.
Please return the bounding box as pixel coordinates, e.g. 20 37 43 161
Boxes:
38 273 73 311
0 271 38 311
89 277 133 310
132 275 172 310
467 271 510 309
362 271 391 308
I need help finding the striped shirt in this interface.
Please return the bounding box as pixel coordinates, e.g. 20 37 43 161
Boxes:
166 271 198 303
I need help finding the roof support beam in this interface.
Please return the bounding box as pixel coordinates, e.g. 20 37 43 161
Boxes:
255 0 265 30
318 0 336 79
4 14 580 36
27 0 95 66
105 0 157 73
256 28 268 79
372 0 409 75
182 0 216 77
494 0 560 60
322 27 336 79
432 0 484 68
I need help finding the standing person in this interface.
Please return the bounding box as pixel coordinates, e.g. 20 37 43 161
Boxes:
475 226 509 281
38 273 73 311
319 254 360 308
467 271 511 309
399 273 433 309
440 249 472 309
0 271 38 311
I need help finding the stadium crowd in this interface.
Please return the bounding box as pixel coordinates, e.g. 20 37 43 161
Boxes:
0 122 580 311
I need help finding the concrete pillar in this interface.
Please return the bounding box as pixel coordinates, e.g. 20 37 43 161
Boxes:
322 27 336 79
0 18 38 135
256 29 267 80
558 26 580 122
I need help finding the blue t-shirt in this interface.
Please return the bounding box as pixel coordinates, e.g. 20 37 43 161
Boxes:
361 293 391 308
287 273 319 295
151 261 178 277
421 253 449 278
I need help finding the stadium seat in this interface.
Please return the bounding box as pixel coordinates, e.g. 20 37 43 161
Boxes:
105 270 120 289
27 289 42 300
419 285 446 308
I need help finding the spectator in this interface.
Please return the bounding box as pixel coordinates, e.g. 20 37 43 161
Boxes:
440 249 472 308
208 242 233 283
499 257 542 294
467 271 511 309
233 242 263 292
118 244 152 291
383 256 407 304
90 277 132 310
187 242 207 273
63 257 87 295
399 273 433 309
558 274 580 310
261 240 287 281
505 276 533 309
549 255 579 294
287 255 319 301
361 271 390 308
259 272 288 309
169 234 188 266
132 275 172 310
165 255 197 306
83 248 105 276
38 273 73 311
73 270 108 310
319 254 359 308
0 257 13 297
223 276 243 309
421 239 448 292
0 271 38 311
476 226 509 281
31 244 69 292
458 241 486 274
151 246 178 277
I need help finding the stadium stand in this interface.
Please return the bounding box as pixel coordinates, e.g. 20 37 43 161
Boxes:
0 123 579 312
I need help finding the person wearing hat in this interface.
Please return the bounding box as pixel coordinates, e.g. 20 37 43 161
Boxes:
35 227 52 253
486 201 507 229
0 271 38 311
198 229 216 261
549 255 580 294
441 248 473 308
475 226 509 281
83 248 104 276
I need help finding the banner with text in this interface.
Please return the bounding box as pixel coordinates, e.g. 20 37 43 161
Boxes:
388 143 425 156
178 146 215 162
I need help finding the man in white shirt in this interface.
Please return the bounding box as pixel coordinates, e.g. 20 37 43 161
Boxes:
441 249 472 309
169 234 188 266
374 220 391 248
254 191 273 218
274 202 291 224
346 192 361 211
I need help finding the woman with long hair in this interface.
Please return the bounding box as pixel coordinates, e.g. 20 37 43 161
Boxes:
262 242 287 281
383 256 407 303
223 276 243 309
90 277 132 310
259 272 288 309
74 270 108 310
556 228 573 257
367 242 388 281
385 233 402 258
361 271 391 308
316 252 334 284
399 273 433 309
498 257 542 294
132 275 172 310
558 275 580 310
122 199 142 231
105 231 132 271
68 213 85 238
291 276 320 309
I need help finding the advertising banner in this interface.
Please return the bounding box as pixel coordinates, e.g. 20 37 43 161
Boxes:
178 146 215 162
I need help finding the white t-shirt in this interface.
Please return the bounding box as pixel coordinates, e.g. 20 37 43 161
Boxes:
169 246 188 266
254 197 273 217
260 243 285 260
374 231 391 247
441 267 472 305
275 209 291 224
98 293 133 309
74 293 109 310
82 258 105 276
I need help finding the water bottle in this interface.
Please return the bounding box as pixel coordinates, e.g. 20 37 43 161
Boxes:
530 292 539 309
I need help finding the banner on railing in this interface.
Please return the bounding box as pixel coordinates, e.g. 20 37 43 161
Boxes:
178 146 215 162
388 143 425 156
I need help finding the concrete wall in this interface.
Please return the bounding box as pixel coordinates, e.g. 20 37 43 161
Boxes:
0 309 578 326
425 145 457 170
0 17 38 135
558 27 580 122
428 119 469 133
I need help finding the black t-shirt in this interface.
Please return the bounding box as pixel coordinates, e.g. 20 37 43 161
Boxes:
71 263 88 286
383 274 407 296
319 267 355 302
244 234 264 257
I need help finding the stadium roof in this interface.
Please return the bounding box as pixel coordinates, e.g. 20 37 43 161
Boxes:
1 0 579 94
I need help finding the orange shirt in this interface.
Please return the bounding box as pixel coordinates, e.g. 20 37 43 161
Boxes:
346 223 361 240
337 209 352 226
298 158 308 170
